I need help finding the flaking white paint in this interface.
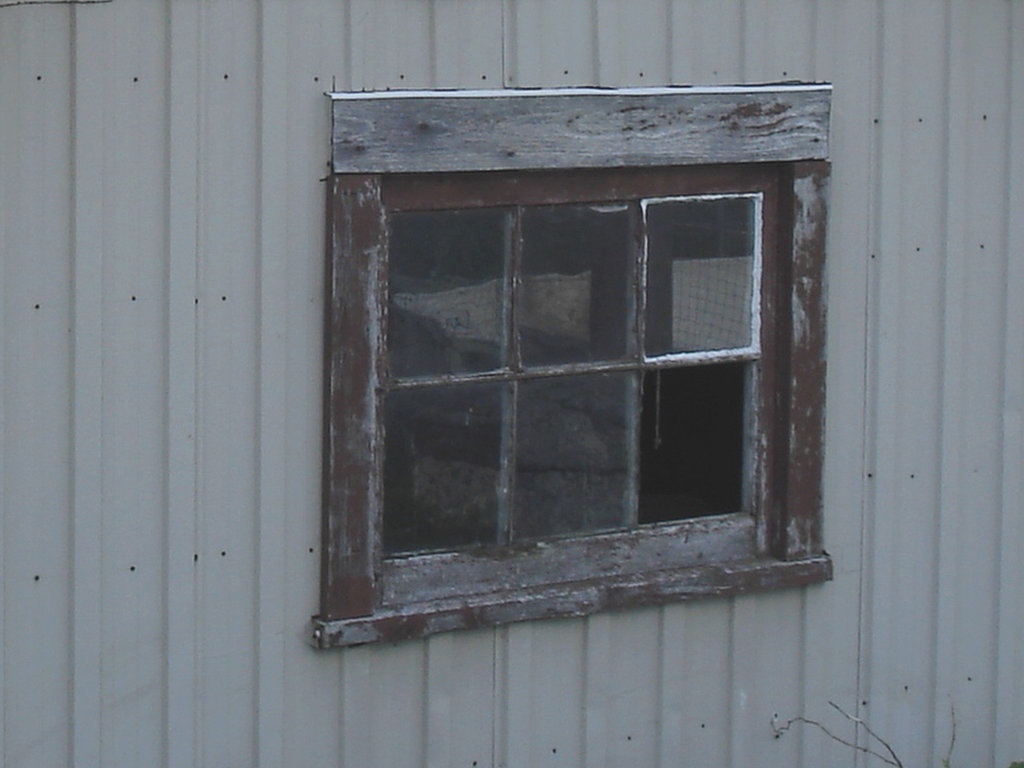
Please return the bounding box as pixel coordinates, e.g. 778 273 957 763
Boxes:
0 1 1020 767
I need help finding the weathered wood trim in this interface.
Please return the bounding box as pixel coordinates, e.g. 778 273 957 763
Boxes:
316 155 832 643
776 161 830 559
311 555 832 649
383 514 755 607
755 170 783 555
382 163 778 212
331 86 831 174
319 175 386 620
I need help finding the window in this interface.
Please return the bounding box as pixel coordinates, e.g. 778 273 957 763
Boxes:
314 86 832 648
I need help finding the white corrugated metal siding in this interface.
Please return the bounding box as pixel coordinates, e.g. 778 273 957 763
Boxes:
0 1 1021 767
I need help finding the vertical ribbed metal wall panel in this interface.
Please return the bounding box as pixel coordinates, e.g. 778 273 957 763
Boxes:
2 8 75 768
0 2 1021 767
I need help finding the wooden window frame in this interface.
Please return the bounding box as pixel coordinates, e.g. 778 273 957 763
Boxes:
313 86 832 649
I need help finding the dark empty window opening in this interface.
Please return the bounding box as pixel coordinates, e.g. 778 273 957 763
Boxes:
638 363 747 524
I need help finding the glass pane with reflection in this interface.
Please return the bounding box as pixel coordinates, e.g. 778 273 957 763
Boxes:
645 196 756 356
519 204 635 367
383 382 506 554
513 372 634 540
389 209 511 379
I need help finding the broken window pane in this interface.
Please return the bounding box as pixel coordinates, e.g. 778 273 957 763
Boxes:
519 204 635 367
513 372 635 540
638 363 747 523
388 209 511 378
383 382 506 554
645 196 757 356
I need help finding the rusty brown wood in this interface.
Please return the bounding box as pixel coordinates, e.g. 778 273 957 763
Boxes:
319 175 386 620
311 554 832 648
317 157 831 642
382 164 776 212
778 161 830 559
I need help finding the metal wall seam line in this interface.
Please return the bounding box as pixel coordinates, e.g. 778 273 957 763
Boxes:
70 6 106 766
500 0 517 87
932 0 969 761
996 413 1024 766
935 1 1005 763
866 0 913 755
424 635 454 768
802 4 875 765
0 9 8 761
255 2 289 765
165 0 201 765
581 613 612 767
855 0 889 750
995 7 1024 763
432 1 504 88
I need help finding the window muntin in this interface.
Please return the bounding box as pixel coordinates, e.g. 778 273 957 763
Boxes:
381 192 763 557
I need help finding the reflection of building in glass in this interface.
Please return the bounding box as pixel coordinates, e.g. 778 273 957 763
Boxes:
391 271 593 366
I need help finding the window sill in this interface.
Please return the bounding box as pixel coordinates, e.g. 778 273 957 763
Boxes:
310 549 831 649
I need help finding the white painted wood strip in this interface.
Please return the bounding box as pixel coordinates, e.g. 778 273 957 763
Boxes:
330 86 831 173
165 1 202 765
255 3 289 768
70 7 107 767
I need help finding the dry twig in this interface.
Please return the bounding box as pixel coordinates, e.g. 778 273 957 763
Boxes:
772 701 904 768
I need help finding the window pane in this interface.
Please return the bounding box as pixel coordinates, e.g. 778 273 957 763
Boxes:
638 363 746 522
389 209 511 378
383 382 506 554
645 197 756 356
519 204 635 367
514 372 635 540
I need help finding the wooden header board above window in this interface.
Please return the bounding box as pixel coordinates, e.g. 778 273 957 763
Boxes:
329 85 831 174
